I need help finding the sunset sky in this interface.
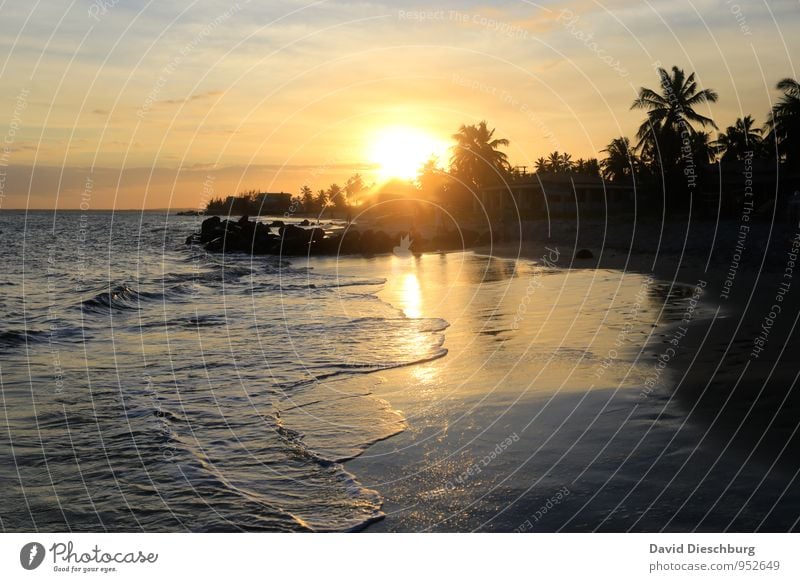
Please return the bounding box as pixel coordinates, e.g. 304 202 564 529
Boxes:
1 0 798 209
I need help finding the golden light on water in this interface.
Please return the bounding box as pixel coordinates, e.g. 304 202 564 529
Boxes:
368 126 449 181
400 272 422 319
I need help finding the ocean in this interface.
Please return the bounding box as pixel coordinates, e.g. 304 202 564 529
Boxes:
4 210 800 533
0 210 446 532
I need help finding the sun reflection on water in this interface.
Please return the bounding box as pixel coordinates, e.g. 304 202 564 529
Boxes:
400 272 422 319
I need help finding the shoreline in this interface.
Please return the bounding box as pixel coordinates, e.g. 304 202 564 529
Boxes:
342 228 800 531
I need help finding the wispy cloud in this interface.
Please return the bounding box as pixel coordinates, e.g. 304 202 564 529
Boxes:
0 0 798 207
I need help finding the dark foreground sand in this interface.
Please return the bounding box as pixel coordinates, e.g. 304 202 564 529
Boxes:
341 217 800 531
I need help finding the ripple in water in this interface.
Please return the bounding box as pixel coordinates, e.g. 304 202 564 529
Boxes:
0 212 447 531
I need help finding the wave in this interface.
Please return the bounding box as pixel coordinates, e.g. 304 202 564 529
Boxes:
80 284 161 313
249 278 386 293
0 329 48 350
162 265 256 286
294 316 449 334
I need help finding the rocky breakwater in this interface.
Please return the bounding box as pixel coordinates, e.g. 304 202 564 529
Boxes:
186 215 484 256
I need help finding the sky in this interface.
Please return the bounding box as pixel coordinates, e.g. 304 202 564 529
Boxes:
0 0 798 209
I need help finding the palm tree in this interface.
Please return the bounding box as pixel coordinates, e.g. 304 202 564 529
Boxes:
450 120 510 191
768 78 800 168
547 151 562 173
631 66 718 171
601 137 636 182
690 132 716 165
344 174 365 201
714 115 763 162
534 157 548 173
581 158 601 177
315 188 329 211
560 152 573 172
417 156 450 199
300 185 314 212
326 183 346 211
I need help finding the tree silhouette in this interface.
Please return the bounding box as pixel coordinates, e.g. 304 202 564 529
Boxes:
344 174 365 203
449 120 511 191
689 132 716 165
601 137 637 182
632 66 718 174
547 151 563 173
714 115 763 162
768 78 800 169
574 158 600 176
300 185 314 212
560 152 573 172
315 188 329 212
326 183 345 211
417 156 450 200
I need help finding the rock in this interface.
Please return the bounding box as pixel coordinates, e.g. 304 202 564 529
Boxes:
432 230 462 251
374 231 393 253
205 236 224 252
251 233 278 255
314 235 340 255
195 218 483 257
279 224 305 239
475 231 492 245
338 229 361 254
202 216 221 230
575 248 594 259
200 216 222 243
308 227 325 244
359 230 392 254
461 229 479 247
275 224 307 255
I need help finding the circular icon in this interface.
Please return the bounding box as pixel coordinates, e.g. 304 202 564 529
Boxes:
20 542 46 570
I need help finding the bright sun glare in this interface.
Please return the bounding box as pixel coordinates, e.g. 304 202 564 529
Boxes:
369 127 448 181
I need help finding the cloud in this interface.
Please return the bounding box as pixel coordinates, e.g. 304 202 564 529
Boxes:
153 90 224 107
0 162 378 209
1 0 798 208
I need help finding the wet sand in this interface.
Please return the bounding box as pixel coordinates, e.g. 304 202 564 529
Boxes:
334 223 800 531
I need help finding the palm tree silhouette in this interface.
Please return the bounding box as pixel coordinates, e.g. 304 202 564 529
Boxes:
714 115 763 162
768 78 800 169
689 131 716 165
560 152 573 172
631 66 718 169
601 137 636 182
547 151 562 173
300 185 314 212
450 120 511 191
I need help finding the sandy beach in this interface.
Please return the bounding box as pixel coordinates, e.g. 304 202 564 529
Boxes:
327 217 800 532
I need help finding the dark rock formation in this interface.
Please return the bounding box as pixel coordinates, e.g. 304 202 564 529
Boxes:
190 216 483 257
200 216 222 243
338 229 361 254
359 230 393 254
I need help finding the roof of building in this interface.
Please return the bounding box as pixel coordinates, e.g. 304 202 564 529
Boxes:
481 173 635 192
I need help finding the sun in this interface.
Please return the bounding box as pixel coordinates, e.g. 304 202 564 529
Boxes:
368 127 449 181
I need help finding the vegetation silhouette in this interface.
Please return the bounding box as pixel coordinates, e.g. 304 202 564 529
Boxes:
205 69 799 223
